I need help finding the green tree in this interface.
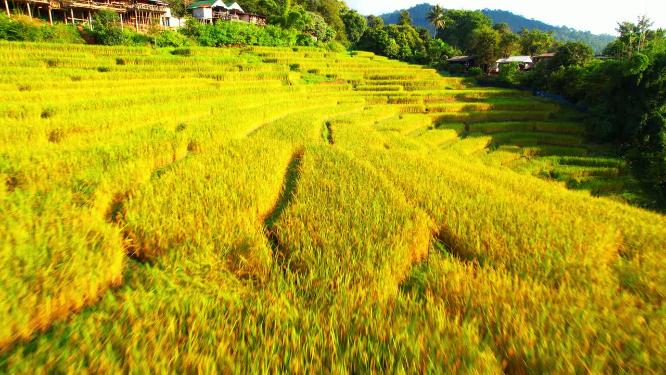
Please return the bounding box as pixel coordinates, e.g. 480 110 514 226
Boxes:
165 0 187 17
549 41 594 69
386 23 425 60
93 10 124 46
340 9 366 45
426 38 459 68
357 26 390 54
417 27 430 43
366 15 384 29
493 22 511 34
357 22 427 63
519 28 555 56
470 25 500 70
279 4 310 30
607 17 663 58
498 28 520 57
304 11 336 42
437 10 492 52
427 5 446 31
295 0 348 44
398 10 412 26
238 0 279 16
498 61 521 85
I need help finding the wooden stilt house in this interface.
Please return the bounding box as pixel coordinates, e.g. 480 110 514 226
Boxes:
3 0 171 31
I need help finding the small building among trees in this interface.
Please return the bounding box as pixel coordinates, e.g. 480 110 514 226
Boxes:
532 53 556 65
187 0 266 25
491 55 534 73
446 56 476 69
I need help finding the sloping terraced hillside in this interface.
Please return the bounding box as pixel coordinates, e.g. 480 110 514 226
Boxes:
1 42 664 373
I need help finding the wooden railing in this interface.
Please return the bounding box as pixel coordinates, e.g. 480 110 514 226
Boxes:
16 0 167 12
127 2 168 12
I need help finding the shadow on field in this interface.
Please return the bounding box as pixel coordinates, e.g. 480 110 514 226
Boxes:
264 149 304 261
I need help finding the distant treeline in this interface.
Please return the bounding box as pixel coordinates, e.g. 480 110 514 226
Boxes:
380 3 615 53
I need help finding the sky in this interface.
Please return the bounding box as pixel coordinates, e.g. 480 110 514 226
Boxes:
345 0 666 35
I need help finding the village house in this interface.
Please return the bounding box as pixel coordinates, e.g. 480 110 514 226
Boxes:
491 55 535 74
446 55 476 70
187 0 265 25
3 0 176 30
532 52 556 65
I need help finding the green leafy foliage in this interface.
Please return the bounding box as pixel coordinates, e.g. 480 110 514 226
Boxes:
340 9 366 45
470 25 499 68
437 10 492 52
303 11 335 42
292 0 347 44
357 23 428 63
154 29 191 48
181 19 297 47
518 28 556 56
497 27 520 57
497 62 521 85
549 41 594 69
426 38 460 69
92 10 124 46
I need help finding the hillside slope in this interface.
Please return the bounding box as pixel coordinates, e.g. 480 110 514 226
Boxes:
380 3 615 52
0 42 664 372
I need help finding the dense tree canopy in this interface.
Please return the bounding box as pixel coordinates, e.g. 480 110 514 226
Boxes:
294 0 348 43
604 18 665 58
357 22 428 62
518 28 556 56
496 23 520 57
437 10 491 52
398 10 412 27
548 41 594 70
340 9 367 44
470 25 500 68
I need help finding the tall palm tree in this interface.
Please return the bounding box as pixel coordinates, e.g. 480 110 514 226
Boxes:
427 5 446 31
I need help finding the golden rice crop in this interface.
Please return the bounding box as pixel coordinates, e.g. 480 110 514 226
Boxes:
1 41 664 373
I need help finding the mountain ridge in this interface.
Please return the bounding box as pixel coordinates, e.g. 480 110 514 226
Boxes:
379 3 615 53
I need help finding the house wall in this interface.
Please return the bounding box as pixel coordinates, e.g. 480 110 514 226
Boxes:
193 7 211 19
166 17 185 27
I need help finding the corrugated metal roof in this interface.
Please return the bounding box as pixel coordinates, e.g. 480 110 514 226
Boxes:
447 56 474 62
187 0 216 10
534 53 556 58
496 56 533 64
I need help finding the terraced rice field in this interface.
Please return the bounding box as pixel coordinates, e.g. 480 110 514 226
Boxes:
1 41 665 373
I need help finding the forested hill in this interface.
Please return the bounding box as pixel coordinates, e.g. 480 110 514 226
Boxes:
380 3 616 52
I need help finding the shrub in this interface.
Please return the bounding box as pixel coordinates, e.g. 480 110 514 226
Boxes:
498 62 520 85
155 30 190 47
296 34 316 46
467 67 483 80
170 48 191 56
326 41 347 53
93 10 124 45
188 21 297 47
122 30 151 46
